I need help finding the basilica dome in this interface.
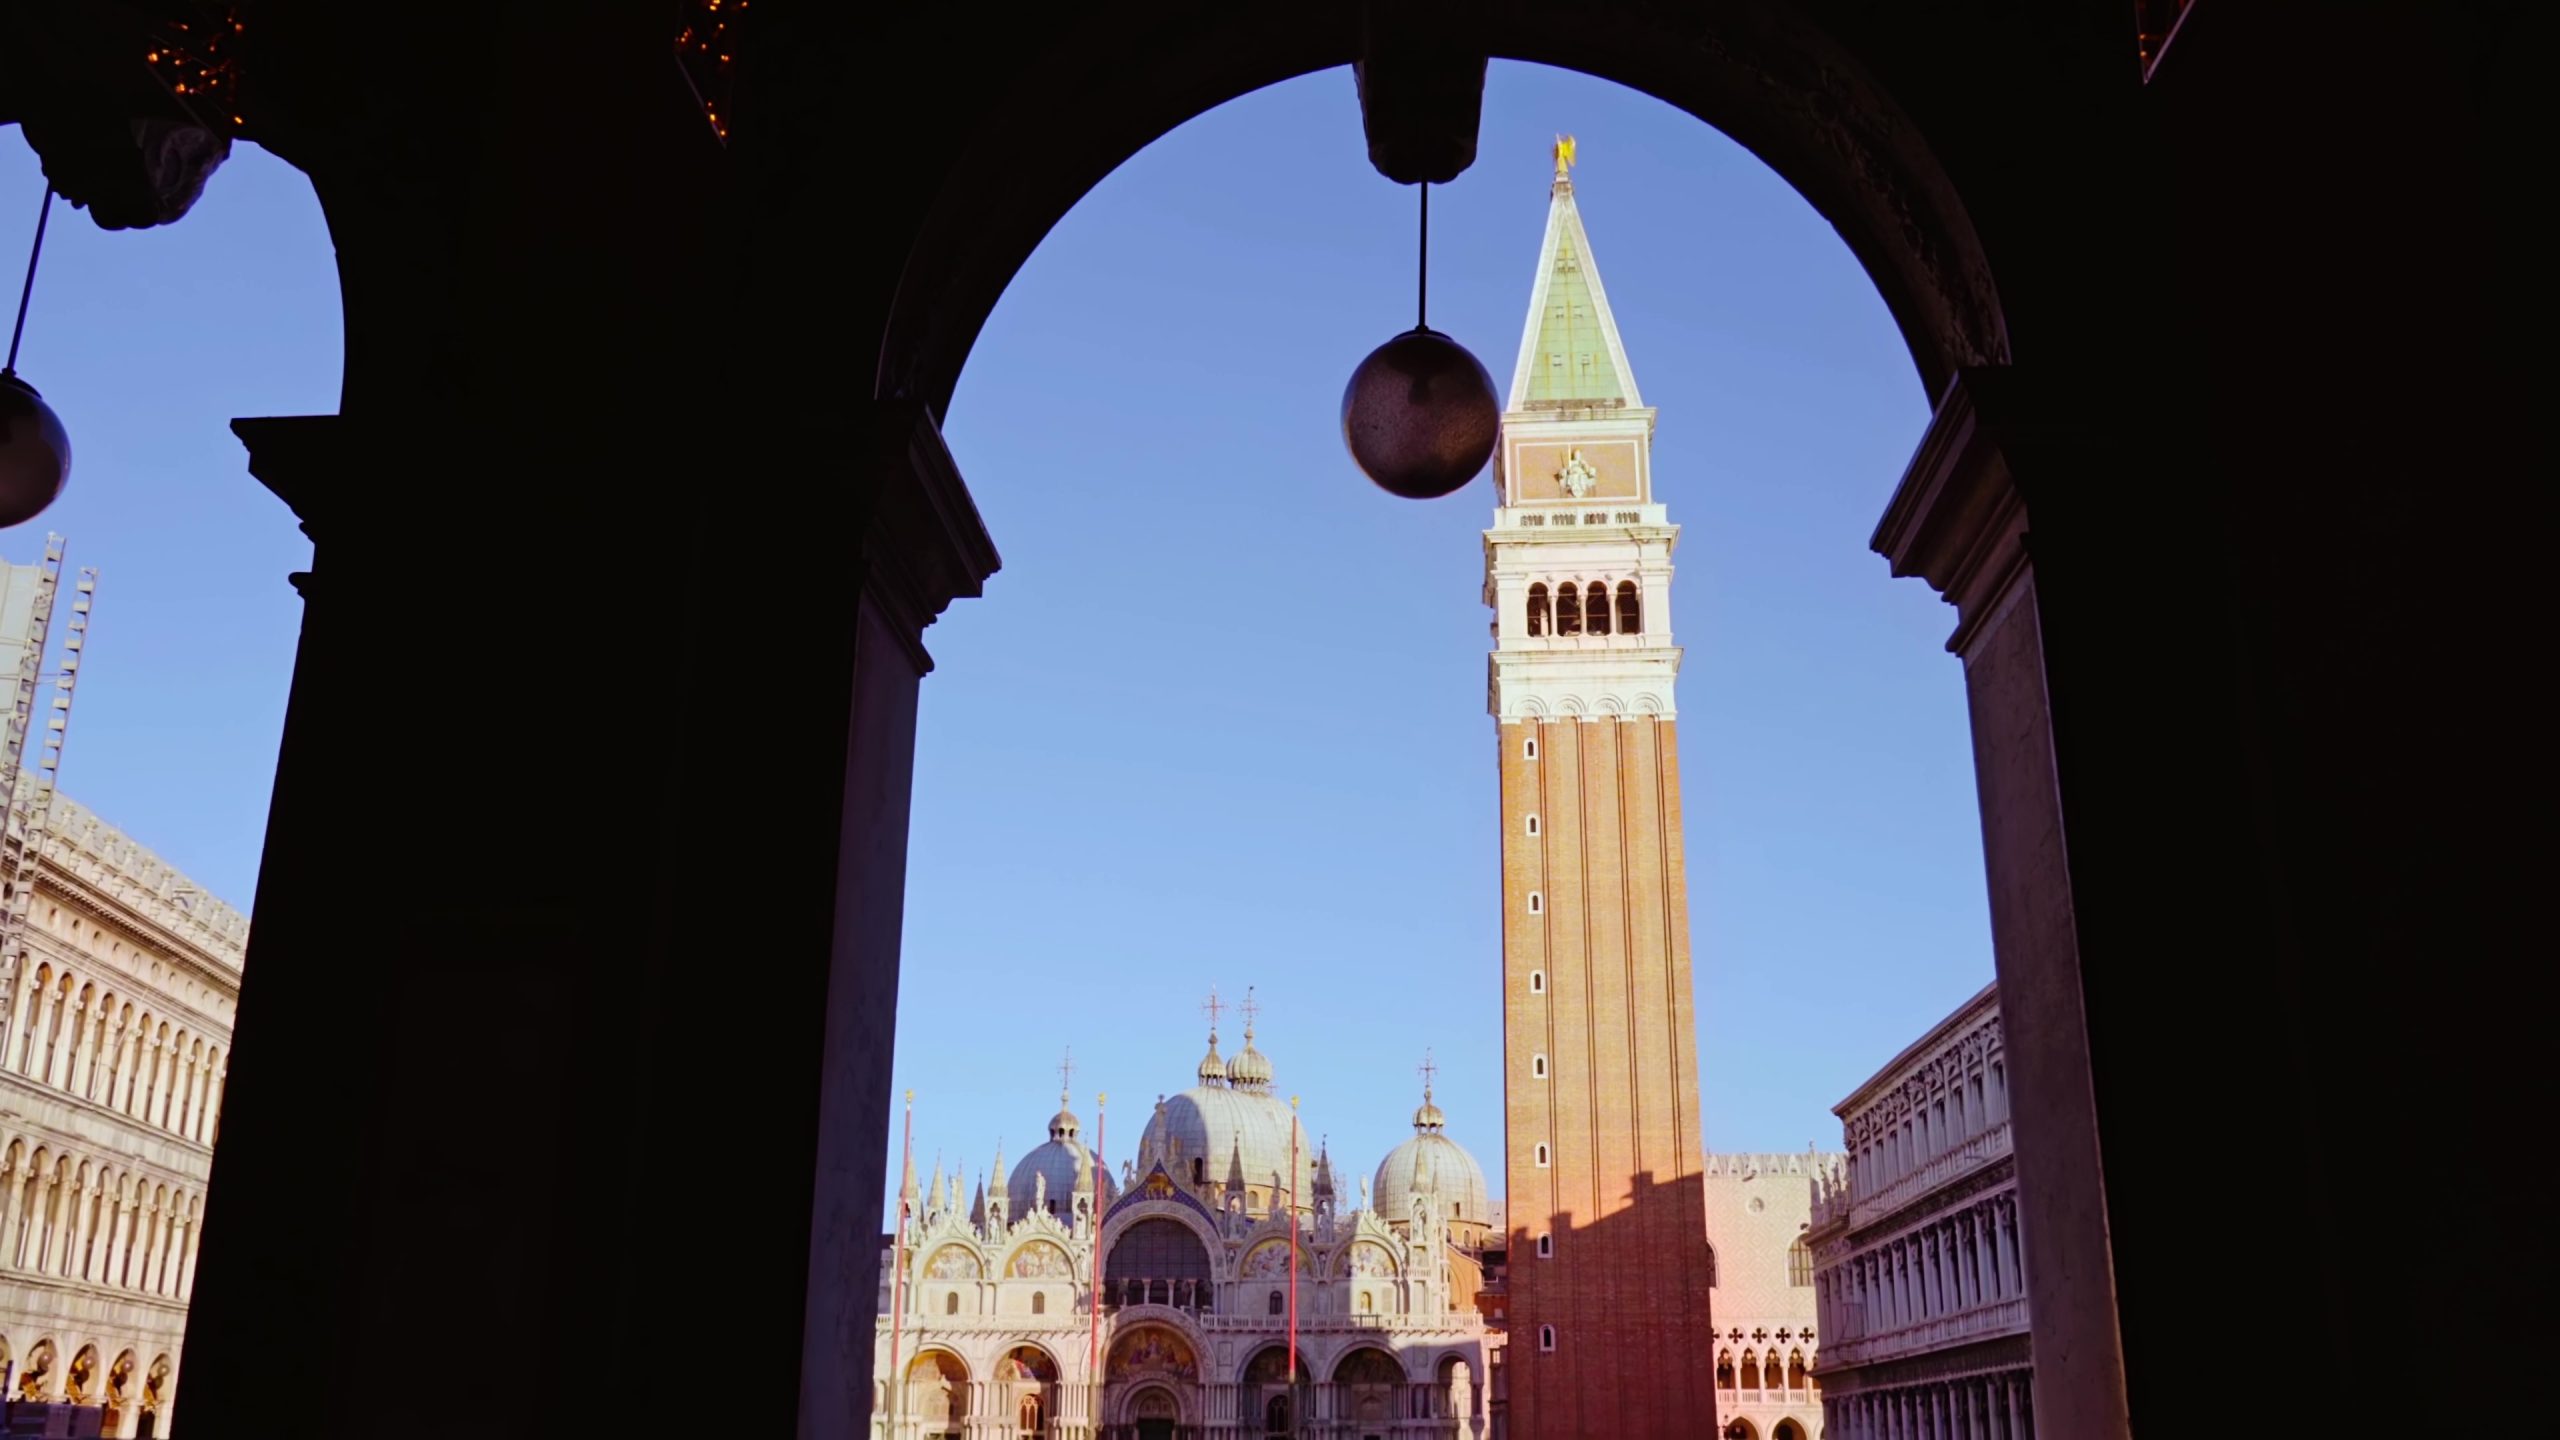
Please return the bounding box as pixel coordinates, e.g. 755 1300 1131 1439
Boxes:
1008 1095 1114 1220
1373 1086 1490 1228
1139 1025 1315 1202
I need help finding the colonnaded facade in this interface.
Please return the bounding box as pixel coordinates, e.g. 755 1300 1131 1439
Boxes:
0 552 241 1435
1805 985 2032 1440
872 1006 1497 1440
1701 1151 1836 1440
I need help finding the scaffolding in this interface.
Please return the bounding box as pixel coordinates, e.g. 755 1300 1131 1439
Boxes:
0 535 93 1051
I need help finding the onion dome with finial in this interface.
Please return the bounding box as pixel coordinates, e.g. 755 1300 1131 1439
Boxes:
1373 1061 1489 1229
1008 1078 1115 1220
1198 1027 1230 1087
1139 989 1312 1203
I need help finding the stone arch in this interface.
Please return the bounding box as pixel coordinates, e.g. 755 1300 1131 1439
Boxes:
1329 1345 1405 1384
1724 1420 1762 1440
1003 1238 1073 1279
996 1342 1060 1382
1103 1215 1213 1307
1774 1420 1808 1440
142 1352 171 1419
1105 1323 1200 1385
905 1349 970 1428
875 11 2005 428
1120 1382 1184 1427
65 1343 99 1402
18 1336 57 1400
922 1242 983 1280
1239 1343 1292 1385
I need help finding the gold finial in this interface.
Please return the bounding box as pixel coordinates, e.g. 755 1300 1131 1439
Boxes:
904 1088 914 1106
1553 134 1577 179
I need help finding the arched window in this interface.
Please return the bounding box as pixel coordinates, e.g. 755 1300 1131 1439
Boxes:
1538 1324 1557 1353
1031 1291 1046 1315
1526 583 1550 637
1585 582 1610 635
1788 1351 1809 1389
1536 1233 1553 1259
1534 1143 1550 1168
1264 1395 1292 1436
1527 892 1542 915
1268 1290 1283 1316
1525 813 1540 836
945 1291 961 1315
1357 1290 1374 1313
1532 1054 1548 1078
1529 969 1544 993
1715 1351 1735 1389
1555 583 1582 635
1789 1236 1813 1286
1523 736 1538 759
1020 1395 1044 1433
1740 1351 1761 1390
1106 1217 1213 1299
1616 580 1641 635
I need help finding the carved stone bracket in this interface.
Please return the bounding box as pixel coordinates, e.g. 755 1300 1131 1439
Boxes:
1869 367 2031 659
230 415 338 598
863 402 1002 676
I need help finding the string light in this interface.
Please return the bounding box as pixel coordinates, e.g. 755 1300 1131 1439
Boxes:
674 0 747 142
142 4 248 134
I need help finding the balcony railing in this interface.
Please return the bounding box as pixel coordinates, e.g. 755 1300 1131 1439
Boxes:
1817 1295 2028 1370
1829 1123 2012 1231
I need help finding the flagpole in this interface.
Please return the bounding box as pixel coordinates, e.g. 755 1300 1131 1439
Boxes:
1089 1091 1107 1416
888 1090 913 1431
1287 1094 1301 1390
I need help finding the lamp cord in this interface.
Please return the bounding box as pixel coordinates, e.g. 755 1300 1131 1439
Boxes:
1416 181 1429 331
6 185 53 376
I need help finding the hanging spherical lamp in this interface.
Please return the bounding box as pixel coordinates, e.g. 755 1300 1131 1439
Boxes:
0 373 72 528
1341 326 1497 500
1 187 70 529
1342 182 1497 500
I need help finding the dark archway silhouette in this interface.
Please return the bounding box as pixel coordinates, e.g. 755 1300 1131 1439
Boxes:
1 6 2529 1440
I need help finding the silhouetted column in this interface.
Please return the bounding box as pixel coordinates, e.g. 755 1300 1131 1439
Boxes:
1873 369 2129 1440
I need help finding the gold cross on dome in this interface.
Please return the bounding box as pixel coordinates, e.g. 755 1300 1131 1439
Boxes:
1201 986 1224 1034
1058 1048 1076 1096
1240 986 1261 1031
1418 1048 1439 1092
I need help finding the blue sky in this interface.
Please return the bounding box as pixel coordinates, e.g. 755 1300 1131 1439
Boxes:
900 65 1989 1217
2 60 1993 1230
0 135 333 909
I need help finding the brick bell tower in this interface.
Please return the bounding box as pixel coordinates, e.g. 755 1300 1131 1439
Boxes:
1486 138 1717 1438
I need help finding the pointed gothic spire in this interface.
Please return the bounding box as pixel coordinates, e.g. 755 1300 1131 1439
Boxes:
970 1174 986 1229
1226 1137 1248 1197
1507 138 1644 412
927 1152 945 1214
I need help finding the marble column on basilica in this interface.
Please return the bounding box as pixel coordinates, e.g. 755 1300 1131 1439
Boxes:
1872 370 2127 1440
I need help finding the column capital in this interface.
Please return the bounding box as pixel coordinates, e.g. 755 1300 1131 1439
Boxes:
1869 367 2037 658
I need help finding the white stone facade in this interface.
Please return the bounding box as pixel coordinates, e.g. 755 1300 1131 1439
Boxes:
0 554 241 1435
1805 985 2032 1440
0 787 241 1436
1702 1151 1837 1440
874 1023 1495 1440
